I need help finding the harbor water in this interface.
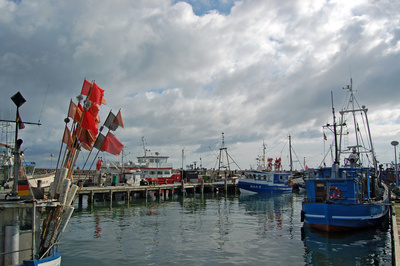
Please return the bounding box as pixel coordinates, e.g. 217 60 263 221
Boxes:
59 192 392 265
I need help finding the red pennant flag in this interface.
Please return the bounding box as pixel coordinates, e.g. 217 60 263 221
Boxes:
88 103 101 125
101 132 123 156
81 79 91 96
81 80 106 105
79 128 95 151
113 110 124 129
62 126 73 150
90 83 106 106
81 111 98 136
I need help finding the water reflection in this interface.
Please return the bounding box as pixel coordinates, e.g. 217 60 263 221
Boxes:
301 220 391 265
239 193 296 236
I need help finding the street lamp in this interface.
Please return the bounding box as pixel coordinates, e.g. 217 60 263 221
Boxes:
391 141 399 186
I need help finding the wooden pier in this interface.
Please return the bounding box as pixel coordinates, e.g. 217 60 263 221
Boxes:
76 180 240 205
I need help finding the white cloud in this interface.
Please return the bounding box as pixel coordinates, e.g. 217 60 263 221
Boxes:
0 0 399 170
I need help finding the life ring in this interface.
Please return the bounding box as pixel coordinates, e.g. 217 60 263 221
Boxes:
329 186 341 200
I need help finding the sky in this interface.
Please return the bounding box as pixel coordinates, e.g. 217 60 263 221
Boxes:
0 0 399 171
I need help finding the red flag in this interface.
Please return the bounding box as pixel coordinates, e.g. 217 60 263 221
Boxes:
81 111 98 136
81 80 106 105
113 110 124 129
79 128 95 151
88 103 101 125
101 132 123 156
81 79 91 95
90 83 105 105
62 126 73 150
68 100 82 123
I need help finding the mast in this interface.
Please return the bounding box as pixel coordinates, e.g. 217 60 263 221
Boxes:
338 80 377 169
289 135 293 172
331 92 339 165
142 136 147 156
218 132 231 176
262 140 266 170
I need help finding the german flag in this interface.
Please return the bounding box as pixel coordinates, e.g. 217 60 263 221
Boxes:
18 179 31 197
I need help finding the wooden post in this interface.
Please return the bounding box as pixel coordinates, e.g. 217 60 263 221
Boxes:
90 190 94 204
224 178 227 195
201 180 204 196
109 190 113 204
181 179 186 196
78 194 83 206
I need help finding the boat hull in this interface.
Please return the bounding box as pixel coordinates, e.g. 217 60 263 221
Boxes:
302 200 390 232
238 179 292 193
21 249 61 266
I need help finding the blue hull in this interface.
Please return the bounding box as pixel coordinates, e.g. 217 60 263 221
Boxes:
21 249 61 266
302 197 389 231
238 179 292 193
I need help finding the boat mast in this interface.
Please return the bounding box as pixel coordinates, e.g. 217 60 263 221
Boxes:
142 136 147 156
218 132 231 176
262 140 266 170
338 80 377 169
331 92 339 165
289 135 293 172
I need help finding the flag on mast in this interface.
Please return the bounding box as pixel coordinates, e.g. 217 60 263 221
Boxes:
94 132 123 156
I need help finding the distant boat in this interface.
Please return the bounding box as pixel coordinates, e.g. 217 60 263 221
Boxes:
238 170 293 193
238 138 296 193
301 80 390 232
101 137 181 185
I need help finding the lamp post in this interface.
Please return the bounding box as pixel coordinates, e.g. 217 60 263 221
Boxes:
391 141 399 186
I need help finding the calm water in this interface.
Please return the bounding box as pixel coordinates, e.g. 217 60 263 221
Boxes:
59 192 392 265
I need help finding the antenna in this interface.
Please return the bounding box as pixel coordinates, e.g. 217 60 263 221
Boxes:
38 84 50 123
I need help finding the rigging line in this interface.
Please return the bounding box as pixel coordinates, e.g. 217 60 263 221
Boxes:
38 84 50 123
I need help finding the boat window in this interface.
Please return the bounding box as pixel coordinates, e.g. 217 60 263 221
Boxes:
157 171 162 176
150 171 155 175
150 159 154 163
164 171 170 175
155 159 159 163
315 182 327 202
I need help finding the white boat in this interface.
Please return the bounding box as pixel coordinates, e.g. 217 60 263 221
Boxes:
101 137 181 185
0 142 55 189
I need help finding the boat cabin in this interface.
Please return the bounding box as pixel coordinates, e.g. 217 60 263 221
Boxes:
304 166 384 204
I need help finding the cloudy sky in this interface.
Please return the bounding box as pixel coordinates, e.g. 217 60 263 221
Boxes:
0 0 399 171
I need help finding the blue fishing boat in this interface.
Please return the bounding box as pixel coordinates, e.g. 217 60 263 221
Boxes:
239 139 295 193
301 81 390 232
238 170 293 193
